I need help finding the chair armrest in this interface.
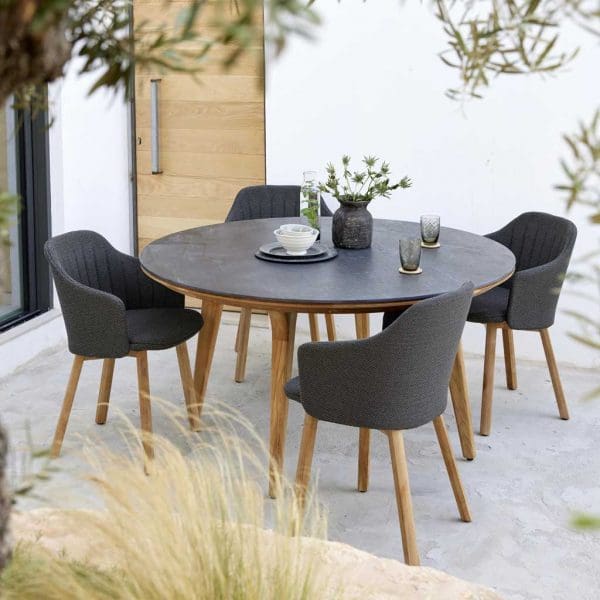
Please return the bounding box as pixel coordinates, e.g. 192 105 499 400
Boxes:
507 259 568 330
54 277 130 358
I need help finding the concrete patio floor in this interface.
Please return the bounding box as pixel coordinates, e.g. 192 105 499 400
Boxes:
1 312 599 599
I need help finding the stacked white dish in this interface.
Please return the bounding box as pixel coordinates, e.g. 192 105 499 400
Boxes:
274 224 319 256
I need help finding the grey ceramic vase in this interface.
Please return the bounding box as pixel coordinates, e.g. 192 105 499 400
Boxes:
332 200 373 249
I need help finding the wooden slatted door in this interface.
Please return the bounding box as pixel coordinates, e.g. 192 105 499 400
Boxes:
134 1 266 254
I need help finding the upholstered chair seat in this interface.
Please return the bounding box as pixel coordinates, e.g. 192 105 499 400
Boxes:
466 287 510 324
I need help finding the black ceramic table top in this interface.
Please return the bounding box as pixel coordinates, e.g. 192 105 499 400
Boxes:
140 218 515 310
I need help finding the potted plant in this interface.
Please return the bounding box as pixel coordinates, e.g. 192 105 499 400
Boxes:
319 156 411 249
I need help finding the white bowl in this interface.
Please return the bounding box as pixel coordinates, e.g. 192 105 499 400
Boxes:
278 223 315 235
274 227 318 255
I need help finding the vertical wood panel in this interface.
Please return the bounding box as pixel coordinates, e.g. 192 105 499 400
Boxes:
133 0 266 270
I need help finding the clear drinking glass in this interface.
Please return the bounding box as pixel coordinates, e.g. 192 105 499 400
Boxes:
300 171 321 232
399 238 422 272
420 214 440 246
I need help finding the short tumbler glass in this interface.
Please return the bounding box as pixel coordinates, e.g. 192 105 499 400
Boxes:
399 238 422 272
420 214 440 246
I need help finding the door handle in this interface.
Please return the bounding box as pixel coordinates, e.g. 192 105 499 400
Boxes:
150 78 162 174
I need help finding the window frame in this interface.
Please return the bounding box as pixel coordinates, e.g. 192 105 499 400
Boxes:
0 100 52 332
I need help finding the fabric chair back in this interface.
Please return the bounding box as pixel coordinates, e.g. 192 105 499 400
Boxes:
297 283 474 430
45 231 181 357
225 185 333 222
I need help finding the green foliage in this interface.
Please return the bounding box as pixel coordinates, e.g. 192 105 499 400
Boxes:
319 155 411 203
0 193 19 246
572 513 600 529
556 109 600 217
1 0 320 106
435 0 587 100
0 408 329 598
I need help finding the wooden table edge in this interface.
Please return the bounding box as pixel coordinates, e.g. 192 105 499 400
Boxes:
141 266 515 313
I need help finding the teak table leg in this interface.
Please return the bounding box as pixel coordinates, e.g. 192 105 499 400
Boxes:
308 313 320 342
286 312 298 380
325 314 337 341
268 310 295 498
354 313 370 338
449 343 476 460
193 300 223 414
355 313 371 490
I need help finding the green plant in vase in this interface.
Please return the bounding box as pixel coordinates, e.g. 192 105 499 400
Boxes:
319 155 411 249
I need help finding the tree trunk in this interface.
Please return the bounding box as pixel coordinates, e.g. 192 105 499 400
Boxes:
0 421 10 572
0 1 71 105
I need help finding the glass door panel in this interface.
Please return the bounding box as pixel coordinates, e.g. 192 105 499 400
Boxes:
0 102 23 325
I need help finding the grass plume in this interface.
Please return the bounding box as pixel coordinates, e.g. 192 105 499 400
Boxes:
1 404 330 599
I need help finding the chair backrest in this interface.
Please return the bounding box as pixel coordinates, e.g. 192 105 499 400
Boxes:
45 231 181 357
46 230 130 301
45 230 181 309
488 212 577 329
297 283 474 431
489 212 576 274
225 185 333 222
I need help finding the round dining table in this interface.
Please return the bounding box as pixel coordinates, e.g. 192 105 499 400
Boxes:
141 218 515 497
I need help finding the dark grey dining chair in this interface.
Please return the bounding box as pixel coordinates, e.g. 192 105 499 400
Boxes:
45 230 204 459
467 212 577 435
226 185 336 382
286 283 474 566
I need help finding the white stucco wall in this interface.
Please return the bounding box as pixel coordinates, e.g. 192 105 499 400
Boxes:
1 2 599 376
265 0 600 368
0 62 132 378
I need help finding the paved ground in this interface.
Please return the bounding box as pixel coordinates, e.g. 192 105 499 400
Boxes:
1 313 599 599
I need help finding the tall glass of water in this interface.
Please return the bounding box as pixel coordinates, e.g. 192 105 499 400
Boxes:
300 171 321 232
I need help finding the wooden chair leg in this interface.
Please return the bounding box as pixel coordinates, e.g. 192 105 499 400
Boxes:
325 314 337 341
51 355 85 458
433 416 471 522
385 430 420 566
502 326 517 390
234 308 252 383
358 428 370 492
95 358 115 425
308 313 320 342
448 343 476 460
176 342 201 431
481 323 498 436
540 328 570 420
295 414 319 508
355 313 371 491
135 351 154 459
